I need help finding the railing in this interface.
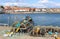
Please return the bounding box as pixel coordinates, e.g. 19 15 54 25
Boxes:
0 23 8 26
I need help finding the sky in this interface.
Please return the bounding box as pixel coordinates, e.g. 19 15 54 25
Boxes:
0 0 60 8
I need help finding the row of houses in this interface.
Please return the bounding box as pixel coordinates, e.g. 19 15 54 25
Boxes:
4 6 35 12
4 6 60 13
35 8 60 13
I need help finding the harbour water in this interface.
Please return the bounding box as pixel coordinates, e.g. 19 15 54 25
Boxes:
0 13 60 26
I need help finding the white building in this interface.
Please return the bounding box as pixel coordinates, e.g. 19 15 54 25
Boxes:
42 8 47 12
35 8 41 12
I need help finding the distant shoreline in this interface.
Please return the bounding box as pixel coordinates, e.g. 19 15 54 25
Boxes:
4 11 60 14
0 11 60 14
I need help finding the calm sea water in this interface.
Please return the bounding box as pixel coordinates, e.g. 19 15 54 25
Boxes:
0 13 60 26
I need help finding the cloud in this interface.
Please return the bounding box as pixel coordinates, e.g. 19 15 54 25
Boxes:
52 2 60 7
38 0 48 3
1 0 60 8
2 2 18 6
31 0 49 8
0 0 49 8
46 1 60 8
1 2 25 6
35 0 60 8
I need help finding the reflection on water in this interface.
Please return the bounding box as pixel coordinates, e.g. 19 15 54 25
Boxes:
0 13 60 26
